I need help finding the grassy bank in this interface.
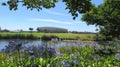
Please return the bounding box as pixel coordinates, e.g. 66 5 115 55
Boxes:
0 32 95 41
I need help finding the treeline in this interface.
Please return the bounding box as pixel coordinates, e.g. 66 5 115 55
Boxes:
0 29 10 32
69 31 96 34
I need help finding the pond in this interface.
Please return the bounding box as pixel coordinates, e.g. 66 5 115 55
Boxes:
1 39 117 56
0 39 90 50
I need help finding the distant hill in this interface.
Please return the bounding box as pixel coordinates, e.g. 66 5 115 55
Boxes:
36 26 68 33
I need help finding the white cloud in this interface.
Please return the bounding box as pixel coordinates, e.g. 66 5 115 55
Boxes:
44 10 69 16
31 18 72 25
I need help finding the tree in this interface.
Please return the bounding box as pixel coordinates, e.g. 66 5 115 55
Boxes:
36 27 40 32
2 29 10 32
29 28 33 32
0 27 1 31
63 0 92 19
81 0 120 39
2 0 58 11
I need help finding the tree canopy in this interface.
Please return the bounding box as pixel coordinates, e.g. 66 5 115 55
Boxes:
81 0 120 39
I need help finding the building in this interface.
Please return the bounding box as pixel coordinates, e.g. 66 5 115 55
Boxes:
37 27 68 33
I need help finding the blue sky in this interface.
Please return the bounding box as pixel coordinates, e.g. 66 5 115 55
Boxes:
0 0 103 32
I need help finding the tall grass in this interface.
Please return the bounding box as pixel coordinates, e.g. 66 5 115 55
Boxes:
0 32 95 40
0 34 38 39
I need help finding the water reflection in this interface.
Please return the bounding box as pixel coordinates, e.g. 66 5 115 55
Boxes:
0 40 90 50
0 40 9 50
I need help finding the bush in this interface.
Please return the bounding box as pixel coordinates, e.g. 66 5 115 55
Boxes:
41 35 59 41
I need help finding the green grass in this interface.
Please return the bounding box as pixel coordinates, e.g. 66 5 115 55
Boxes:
0 32 95 40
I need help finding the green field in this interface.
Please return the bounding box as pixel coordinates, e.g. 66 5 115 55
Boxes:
0 32 96 40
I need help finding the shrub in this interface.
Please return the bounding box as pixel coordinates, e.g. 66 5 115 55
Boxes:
41 35 59 41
